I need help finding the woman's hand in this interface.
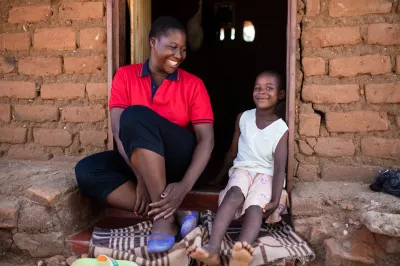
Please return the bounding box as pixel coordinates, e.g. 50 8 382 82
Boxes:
148 182 187 220
262 201 279 220
135 181 151 216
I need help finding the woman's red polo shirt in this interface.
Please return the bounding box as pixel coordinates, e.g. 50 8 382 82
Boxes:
109 63 214 129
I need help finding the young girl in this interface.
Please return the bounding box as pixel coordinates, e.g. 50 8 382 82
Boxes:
187 71 288 266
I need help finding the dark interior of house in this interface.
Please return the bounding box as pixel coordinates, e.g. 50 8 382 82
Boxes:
135 0 288 187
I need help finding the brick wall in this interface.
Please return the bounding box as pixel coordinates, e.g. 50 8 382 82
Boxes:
0 0 399 170
296 0 400 182
0 1 107 160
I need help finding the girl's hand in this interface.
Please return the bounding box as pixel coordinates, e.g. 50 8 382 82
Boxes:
148 182 187 220
262 201 279 220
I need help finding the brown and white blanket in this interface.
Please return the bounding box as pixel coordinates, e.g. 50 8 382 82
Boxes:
89 210 314 266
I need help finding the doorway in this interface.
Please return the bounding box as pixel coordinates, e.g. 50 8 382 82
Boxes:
107 0 296 191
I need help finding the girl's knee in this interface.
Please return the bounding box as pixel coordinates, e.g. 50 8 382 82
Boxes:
224 186 245 204
245 205 263 215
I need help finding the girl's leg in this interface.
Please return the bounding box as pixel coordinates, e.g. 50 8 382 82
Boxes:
229 206 262 266
188 186 245 266
229 173 272 266
238 206 263 243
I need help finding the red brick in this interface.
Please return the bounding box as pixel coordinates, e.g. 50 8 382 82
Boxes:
329 0 392 17
61 105 106 123
41 83 85 100
302 27 361 48
59 2 104 21
302 57 326 76
18 57 62 76
299 113 320 137
0 201 19 228
306 138 317 148
310 224 329 245
396 55 400 74
304 0 320 17
361 138 400 159
0 56 16 73
368 24 400 45
321 165 382 182
326 111 388 133
0 81 37 99
324 238 375 266
298 140 314 155
80 28 106 49
34 28 76 50
27 183 75 207
33 129 72 147
64 55 105 74
314 137 355 157
0 128 27 143
375 234 400 254
293 220 311 240
79 131 107 147
297 164 319 181
14 105 59 122
396 116 400 128
302 84 359 104
8 6 52 24
329 55 391 77
365 82 400 104
291 193 322 217
0 33 30 51
86 82 107 100
0 104 11 122
8 147 52 161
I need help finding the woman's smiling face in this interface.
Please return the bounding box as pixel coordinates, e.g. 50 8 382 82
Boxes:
150 29 187 75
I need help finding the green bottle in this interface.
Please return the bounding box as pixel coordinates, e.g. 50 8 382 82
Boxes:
71 255 139 266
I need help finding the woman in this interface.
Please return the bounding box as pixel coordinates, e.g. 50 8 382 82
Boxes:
75 16 214 253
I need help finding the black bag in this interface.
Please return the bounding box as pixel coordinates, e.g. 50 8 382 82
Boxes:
370 169 400 197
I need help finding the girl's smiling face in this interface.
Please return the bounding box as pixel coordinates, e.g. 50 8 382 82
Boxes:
253 73 285 110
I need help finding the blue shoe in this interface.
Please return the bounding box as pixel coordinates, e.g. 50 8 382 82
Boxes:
147 233 176 253
180 211 199 238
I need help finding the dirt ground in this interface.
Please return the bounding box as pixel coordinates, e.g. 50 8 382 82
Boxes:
0 158 78 199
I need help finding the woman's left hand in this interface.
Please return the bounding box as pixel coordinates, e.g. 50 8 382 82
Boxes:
148 182 187 220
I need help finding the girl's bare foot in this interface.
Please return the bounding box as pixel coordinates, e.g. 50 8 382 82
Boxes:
229 242 254 266
187 244 220 266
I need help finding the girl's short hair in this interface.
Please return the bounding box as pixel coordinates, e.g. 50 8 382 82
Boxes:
257 71 285 91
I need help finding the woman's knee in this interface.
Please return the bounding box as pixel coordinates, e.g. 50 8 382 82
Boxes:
224 186 245 205
120 105 153 125
75 157 95 187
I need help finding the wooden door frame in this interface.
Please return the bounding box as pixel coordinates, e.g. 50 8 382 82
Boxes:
106 0 297 192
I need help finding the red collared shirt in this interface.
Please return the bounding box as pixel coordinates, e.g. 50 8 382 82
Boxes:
109 62 214 129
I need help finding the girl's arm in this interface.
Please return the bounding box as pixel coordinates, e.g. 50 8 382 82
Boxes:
210 112 243 185
263 131 288 217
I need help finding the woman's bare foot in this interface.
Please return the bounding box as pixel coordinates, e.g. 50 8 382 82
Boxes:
229 242 254 266
152 216 178 236
187 244 220 266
